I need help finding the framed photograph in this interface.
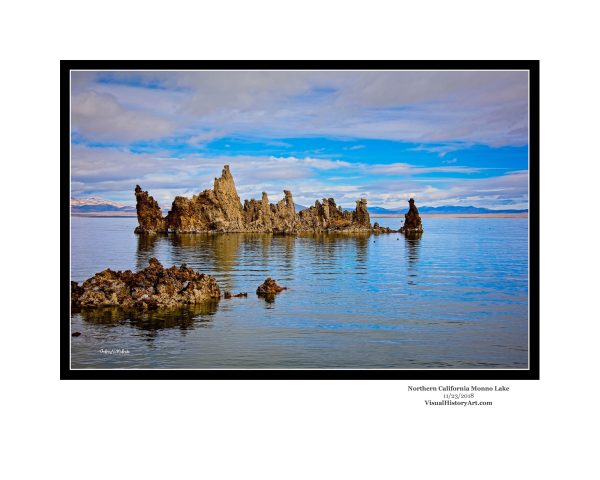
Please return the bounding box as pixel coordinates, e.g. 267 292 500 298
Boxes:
61 60 539 379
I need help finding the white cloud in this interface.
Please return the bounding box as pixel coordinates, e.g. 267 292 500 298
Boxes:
70 147 355 206
368 162 481 175
361 171 529 209
71 70 529 147
187 130 227 146
71 90 174 142
71 145 527 210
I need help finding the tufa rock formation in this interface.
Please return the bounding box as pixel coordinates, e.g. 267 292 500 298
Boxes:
256 277 287 296
134 186 167 234
134 165 383 234
372 222 396 234
71 258 220 309
224 291 248 299
399 198 424 234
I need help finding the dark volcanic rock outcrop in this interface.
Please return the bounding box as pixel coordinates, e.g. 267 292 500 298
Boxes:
256 277 287 296
71 258 220 309
400 198 424 234
135 165 380 234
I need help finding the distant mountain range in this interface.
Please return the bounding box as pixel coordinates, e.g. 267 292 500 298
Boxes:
71 197 527 216
71 197 136 214
368 205 528 215
72 197 307 215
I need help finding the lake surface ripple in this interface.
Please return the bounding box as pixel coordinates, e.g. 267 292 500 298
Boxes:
70 216 529 369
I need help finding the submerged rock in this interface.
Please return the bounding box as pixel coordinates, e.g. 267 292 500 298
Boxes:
71 258 221 309
400 198 424 234
372 222 398 234
256 277 287 296
224 290 248 299
134 165 390 234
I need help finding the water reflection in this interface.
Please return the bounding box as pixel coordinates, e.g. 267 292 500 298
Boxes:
79 301 219 336
404 232 422 285
302 232 371 275
277 234 295 272
136 234 162 269
259 294 278 306
355 234 369 271
73 217 530 368
136 232 375 272
173 233 244 283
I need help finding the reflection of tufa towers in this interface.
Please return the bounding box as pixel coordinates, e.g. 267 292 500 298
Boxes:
135 231 298 292
405 234 421 268
405 231 421 286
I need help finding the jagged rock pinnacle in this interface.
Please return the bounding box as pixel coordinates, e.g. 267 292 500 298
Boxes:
400 198 424 235
134 165 385 234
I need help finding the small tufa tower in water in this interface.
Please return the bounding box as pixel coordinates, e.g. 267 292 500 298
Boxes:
399 198 423 235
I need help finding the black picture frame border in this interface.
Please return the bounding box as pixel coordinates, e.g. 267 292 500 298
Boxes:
61 60 539 380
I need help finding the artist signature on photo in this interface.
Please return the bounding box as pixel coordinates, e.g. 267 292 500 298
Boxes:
99 348 130 355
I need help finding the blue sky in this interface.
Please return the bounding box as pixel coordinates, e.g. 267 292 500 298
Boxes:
71 70 529 210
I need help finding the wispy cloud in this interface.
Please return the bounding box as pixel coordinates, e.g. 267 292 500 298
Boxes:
71 90 174 142
70 71 529 209
360 171 529 209
71 145 527 209
368 162 481 175
408 143 471 157
187 130 226 146
72 70 528 147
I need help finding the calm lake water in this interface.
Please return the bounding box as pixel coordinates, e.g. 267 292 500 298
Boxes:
70 216 529 369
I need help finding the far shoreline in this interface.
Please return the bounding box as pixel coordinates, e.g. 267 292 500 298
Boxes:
373 213 528 218
71 212 528 219
71 212 138 218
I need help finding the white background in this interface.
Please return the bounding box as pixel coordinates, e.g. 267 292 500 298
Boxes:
2 1 599 478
